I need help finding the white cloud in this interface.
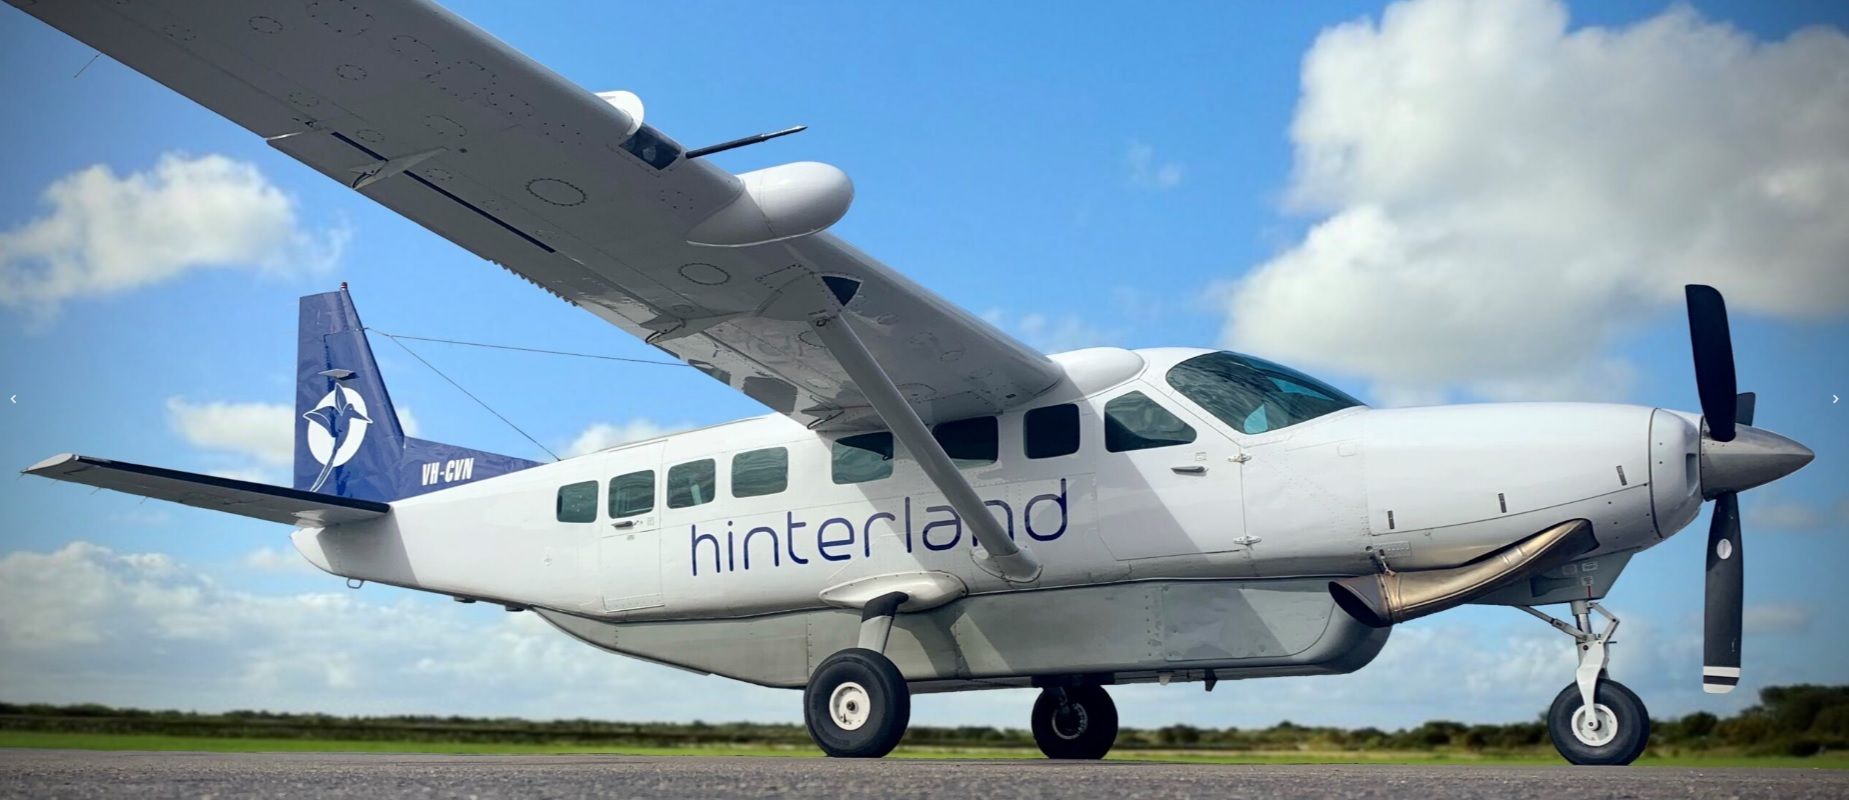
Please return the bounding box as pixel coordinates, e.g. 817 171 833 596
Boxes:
1369 383 1451 409
108 508 172 527
242 547 314 575
1756 498 1826 531
0 542 794 720
0 153 348 322
394 405 422 439
1218 0 1849 402
162 397 416 480
205 467 283 484
1126 140 1185 190
565 419 694 458
165 397 293 466
982 308 1123 354
1744 603 1814 634
1749 494 1849 532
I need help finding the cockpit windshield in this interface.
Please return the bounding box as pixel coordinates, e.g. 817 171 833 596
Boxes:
1165 352 1363 435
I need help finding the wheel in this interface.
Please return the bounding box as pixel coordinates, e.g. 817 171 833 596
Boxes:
803 648 910 758
1031 685 1119 759
1547 678 1650 766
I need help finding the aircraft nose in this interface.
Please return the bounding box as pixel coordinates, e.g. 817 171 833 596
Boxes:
1700 423 1815 498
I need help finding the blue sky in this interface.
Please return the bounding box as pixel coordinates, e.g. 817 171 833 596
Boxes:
0 0 1844 730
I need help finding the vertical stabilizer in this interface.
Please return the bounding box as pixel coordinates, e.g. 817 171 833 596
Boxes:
295 286 540 502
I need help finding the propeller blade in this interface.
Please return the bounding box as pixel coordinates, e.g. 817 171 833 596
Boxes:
1735 391 1756 427
1703 492 1743 694
1685 285 1738 442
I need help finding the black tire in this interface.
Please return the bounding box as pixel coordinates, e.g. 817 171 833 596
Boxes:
803 648 910 758
1547 678 1650 766
1031 686 1119 760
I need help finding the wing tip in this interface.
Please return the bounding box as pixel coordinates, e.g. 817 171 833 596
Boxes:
22 452 80 475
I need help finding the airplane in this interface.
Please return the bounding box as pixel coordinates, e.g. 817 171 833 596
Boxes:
11 0 1817 765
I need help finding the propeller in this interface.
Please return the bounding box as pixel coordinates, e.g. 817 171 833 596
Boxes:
1685 285 1738 443
1699 391 1752 694
1686 283 1813 695
1688 284 1747 694
1702 486 1743 693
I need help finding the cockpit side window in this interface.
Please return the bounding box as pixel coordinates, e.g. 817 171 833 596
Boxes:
1104 391 1196 452
1166 351 1362 435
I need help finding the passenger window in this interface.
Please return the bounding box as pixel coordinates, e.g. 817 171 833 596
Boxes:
608 470 655 518
732 447 789 498
1024 404 1080 459
667 459 716 508
932 417 997 468
556 481 599 523
832 432 894 484
1104 391 1196 452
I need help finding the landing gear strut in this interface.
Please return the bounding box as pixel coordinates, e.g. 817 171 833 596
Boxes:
1031 685 1119 759
1521 600 1650 765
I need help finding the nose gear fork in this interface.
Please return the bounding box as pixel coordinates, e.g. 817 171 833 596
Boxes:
1521 600 1620 720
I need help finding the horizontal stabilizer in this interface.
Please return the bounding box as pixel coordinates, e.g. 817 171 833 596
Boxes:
24 454 389 526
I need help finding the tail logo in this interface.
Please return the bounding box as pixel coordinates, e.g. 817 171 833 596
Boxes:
303 384 373 493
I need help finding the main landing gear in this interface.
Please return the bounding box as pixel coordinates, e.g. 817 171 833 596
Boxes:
804 592 912 758
1521 600 1650 765
804 647 911 758
1031 685 1119 759
802 592 1124 760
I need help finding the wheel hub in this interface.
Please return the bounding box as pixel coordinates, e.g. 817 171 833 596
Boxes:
1571 703 1619 747
1051 702 1090 740
829 681 872 731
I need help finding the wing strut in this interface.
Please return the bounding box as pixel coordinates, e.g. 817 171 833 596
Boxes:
810 313 1042 584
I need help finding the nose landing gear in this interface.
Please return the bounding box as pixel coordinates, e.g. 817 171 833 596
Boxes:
1520 600 1650 765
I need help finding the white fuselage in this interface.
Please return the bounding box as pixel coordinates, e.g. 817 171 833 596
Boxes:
292 347 1706 622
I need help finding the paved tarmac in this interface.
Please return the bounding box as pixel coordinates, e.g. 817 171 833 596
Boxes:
2 749 1847 799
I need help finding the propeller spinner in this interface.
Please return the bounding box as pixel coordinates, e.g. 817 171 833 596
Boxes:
1682 285 1815 694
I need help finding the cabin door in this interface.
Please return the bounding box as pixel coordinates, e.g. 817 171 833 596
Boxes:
1090 387 1253 570
599 443 665 612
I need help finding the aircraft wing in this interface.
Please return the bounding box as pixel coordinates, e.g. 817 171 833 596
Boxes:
24 454 389 526
10 0 1063 431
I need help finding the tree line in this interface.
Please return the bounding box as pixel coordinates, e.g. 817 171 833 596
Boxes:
2 684 1843 756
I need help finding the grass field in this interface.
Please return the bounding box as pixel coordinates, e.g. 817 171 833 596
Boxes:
3 731 1844 768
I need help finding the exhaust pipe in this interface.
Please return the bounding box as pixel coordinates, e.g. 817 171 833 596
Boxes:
1330 519 1597 628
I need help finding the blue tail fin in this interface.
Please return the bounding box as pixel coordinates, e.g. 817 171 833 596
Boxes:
294 286 542 502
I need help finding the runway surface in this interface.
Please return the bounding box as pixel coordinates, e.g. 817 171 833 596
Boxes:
3 749 1847 799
